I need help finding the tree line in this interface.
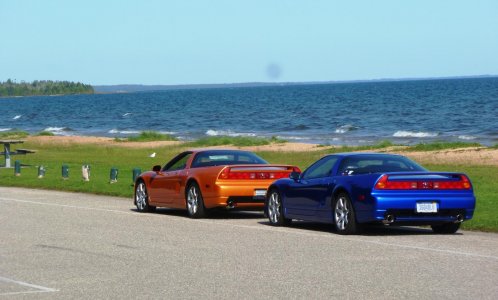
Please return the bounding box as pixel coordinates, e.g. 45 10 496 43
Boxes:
0 79 94 97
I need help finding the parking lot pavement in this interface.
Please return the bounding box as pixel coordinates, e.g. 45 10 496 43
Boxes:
1 187 498 299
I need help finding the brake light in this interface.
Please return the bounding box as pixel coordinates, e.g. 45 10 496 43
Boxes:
375 175 388 189
218 167 291 180
374 174 472 190
461 175 472 189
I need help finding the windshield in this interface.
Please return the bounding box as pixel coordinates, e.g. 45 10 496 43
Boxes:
337 154 426 175
191 150 268 168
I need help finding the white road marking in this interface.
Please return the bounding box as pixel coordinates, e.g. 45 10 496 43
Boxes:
0 276 58 295
2 196 498 262
0 197 137 216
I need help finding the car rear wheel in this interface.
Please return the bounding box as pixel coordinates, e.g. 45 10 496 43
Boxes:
431 222 461 234
135 181 156 213
333 193 359 235
266 189 291 226
186 182 206 218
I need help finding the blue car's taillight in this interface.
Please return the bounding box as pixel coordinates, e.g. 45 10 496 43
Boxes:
374 174 472 190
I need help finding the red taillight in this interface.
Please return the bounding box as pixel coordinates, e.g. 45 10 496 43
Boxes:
219 167 230 179
434 175 472 189
374 175 472 190
218 167 291 180
461 175 472 189
375 175 388 189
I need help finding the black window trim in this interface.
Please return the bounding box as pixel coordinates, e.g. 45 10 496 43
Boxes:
162 151 193 172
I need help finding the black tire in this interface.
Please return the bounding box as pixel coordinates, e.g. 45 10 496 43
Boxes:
185 182 207 218
266 189 292 226
333 193 359 235
135 181 156 213
431 222 461 234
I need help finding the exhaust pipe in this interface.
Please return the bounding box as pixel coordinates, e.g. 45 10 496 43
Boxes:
383 214 395 224
226 199 235 209
455 214 464 223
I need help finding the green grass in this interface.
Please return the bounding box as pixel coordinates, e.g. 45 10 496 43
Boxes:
0 141 176 197
36 131 55 136
0 130 29 139
186 135 286 147
403 141 481 151
1 139 496 232
119 131 178 142
424 164 498 232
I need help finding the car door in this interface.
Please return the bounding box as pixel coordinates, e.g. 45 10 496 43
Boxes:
163 153 192 206
284 156 338 220
149 152 192 204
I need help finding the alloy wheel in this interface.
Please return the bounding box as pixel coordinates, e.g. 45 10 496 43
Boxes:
335 196 349 230
135 182 147 211
187 185 199 215
268 191 281 224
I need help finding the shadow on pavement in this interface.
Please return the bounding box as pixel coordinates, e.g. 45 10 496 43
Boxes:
129 207 264 219
258 220 462 236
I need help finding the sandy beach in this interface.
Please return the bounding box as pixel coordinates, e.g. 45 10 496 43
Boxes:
26 135 498 166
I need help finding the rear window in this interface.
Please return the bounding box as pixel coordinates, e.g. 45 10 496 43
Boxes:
191 151 268 168
338 154 426 175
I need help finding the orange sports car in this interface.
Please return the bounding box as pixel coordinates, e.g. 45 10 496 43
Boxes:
134 149 299 218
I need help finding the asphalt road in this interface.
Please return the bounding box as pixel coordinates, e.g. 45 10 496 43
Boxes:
1 187 497 299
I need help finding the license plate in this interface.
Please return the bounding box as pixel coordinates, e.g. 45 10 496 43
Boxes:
416 202 438 213
254 189 267 197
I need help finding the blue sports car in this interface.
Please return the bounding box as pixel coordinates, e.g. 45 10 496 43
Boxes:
265 153 476 234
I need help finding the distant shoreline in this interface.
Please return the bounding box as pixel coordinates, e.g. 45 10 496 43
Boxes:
0 93 90 99
93 74 498 93
0 80 93 98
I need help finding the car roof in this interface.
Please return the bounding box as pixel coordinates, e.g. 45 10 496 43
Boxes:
186 148 254 154
332 152 404 158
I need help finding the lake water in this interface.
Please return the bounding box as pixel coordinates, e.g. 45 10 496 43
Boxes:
1 77 497 146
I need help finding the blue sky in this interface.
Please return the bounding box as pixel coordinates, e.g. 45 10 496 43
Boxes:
1 0 497 85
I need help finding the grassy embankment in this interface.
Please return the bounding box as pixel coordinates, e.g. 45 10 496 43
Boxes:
0 133 496 232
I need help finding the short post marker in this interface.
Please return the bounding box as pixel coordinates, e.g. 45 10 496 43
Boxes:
110 167 118 183
82 165 90 181
132 168 141 183
62 164 69 180
38 165 46 178
14 160 21 176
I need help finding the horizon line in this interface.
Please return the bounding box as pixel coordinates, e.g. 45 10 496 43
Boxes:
93 74 498 87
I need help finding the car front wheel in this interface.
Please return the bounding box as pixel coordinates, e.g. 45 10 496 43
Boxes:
135 181 156 213
266 189 291 226
333 193 359 235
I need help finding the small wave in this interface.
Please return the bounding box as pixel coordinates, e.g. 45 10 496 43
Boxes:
42 127 74 136
13 115 22 120
280 136 312 141
122 113 132 117
458 135 477 140
44 127 74 132
393 131 438 138
108 129 141 135
335 124 359 134
205 129 256 137
159 131 176 135
0 128 12 132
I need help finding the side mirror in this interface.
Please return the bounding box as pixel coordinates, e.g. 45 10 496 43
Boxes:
152 165 161 172
289 171 301 181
